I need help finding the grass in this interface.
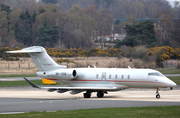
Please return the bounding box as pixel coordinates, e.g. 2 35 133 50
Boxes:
156 68 180 74
0 75 37 78
0 80 42 87
0 106 180 118
0 80 63 87
168 76 180 85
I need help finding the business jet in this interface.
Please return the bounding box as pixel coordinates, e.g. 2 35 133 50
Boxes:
6 46 176 99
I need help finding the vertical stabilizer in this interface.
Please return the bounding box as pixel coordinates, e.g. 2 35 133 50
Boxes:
6 46 67 71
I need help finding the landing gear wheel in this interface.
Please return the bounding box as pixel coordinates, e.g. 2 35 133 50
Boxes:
156 94 160 99
84 91 91 98
97 92 104 98
156 88 161 99
84 93 90 98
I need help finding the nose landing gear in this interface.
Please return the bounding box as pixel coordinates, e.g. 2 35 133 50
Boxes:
156 88 160 99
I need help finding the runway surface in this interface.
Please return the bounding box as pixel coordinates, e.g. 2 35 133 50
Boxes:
0 86 180 114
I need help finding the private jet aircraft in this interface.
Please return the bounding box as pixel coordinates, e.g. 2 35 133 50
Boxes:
6 46 177 99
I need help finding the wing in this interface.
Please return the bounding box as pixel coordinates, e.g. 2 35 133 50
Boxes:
24 77 124 94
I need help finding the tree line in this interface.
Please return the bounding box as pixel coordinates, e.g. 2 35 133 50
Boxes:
2 46 180 62
0 2 113 49
1 0 176 18
0 0 180 49
42 0 176 19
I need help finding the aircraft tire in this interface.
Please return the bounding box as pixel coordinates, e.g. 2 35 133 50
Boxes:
97 92 104 98
84 93 91 98
156 94 160 99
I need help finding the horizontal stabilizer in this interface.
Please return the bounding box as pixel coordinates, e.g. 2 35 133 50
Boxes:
6 46 66 71
6 48 43 53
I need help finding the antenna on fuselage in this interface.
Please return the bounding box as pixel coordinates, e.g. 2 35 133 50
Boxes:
88 65 97 68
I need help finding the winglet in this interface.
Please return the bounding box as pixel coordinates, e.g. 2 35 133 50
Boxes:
23 77 42 89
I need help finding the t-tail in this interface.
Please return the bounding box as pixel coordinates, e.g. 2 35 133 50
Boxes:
6 46 67 71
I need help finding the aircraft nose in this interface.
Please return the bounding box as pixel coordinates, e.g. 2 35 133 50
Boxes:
167 79 177 87
165 77 177 87
170 81 177 87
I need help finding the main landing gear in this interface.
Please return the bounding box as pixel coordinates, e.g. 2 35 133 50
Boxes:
156 88 160 99
83 91 107 98
84 90 91 98
97 91 104 98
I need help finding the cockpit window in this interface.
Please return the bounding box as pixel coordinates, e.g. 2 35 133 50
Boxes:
155 72 164 77
148 73 155 76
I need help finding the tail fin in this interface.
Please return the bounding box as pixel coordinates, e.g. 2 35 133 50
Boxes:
6 46 67 71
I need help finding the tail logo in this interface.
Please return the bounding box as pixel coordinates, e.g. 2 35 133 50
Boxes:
43 63 54 66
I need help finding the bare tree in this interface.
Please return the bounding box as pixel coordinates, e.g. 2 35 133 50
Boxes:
156 11 173 46
0 11 8 47
96 9 113 49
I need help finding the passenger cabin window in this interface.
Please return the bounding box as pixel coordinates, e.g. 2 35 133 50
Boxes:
128 75 130 79
96 74 99 78
121 75 124 79
115 75 118 79
109 74 111 79
148 73 155 76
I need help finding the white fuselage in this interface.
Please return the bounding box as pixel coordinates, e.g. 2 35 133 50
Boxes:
37 68 176 90
6 46 177 98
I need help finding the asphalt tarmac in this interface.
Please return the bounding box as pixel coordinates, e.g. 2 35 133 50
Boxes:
0 86 180 114
0 75 180 114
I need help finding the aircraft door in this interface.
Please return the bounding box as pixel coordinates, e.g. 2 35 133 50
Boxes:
101 72 106 81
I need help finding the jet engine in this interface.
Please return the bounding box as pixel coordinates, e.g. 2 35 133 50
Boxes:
37 69 77 80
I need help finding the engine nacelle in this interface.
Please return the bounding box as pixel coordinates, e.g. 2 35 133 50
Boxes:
37 69 77 80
